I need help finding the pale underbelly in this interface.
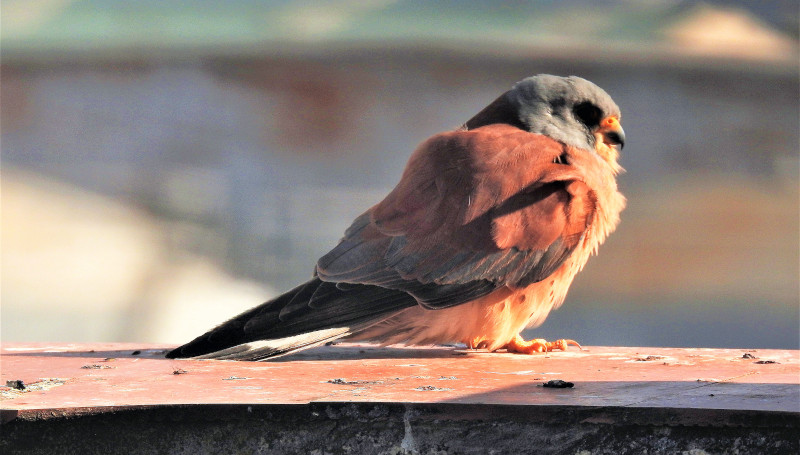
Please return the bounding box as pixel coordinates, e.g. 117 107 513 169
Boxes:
349 260 580 351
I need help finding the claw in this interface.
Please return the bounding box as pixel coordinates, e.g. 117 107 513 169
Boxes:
466 338 493 350
550 339 583 351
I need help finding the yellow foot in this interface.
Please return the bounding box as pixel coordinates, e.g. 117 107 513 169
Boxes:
503 334 582 354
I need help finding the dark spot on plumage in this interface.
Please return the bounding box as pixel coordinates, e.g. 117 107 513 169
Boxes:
549 97 566 110
553 152 569 165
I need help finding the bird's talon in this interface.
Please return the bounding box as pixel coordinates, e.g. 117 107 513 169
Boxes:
467 338 493 350
504 335 582 354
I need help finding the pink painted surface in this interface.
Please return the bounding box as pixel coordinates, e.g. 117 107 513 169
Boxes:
1 343 798 417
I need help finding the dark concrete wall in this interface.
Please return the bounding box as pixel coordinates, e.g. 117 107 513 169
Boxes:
2 403 798 455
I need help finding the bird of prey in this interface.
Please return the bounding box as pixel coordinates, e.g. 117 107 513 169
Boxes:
166 74 626 361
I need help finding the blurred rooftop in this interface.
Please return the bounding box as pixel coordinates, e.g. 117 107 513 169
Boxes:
2 1 798 67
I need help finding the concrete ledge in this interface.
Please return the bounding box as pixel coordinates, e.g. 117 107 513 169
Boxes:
2 343 798 454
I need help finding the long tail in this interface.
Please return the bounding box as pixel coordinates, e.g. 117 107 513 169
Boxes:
165 277 417 361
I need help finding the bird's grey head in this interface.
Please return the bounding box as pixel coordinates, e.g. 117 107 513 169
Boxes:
508 74 622 151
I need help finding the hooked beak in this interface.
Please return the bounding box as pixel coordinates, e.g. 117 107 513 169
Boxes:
598 116 625 150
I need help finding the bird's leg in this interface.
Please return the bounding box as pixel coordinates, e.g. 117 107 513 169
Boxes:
503 334 582 354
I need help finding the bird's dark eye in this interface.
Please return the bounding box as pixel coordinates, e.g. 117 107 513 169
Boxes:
573 102 602 128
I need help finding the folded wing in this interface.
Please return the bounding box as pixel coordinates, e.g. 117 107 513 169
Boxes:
318 124 597 308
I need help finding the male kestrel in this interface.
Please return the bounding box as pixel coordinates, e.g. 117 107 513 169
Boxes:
166 74 626 360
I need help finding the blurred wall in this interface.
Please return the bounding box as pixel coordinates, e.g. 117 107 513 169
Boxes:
2 2 798 348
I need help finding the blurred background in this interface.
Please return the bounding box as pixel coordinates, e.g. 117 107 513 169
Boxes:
1 1 798 349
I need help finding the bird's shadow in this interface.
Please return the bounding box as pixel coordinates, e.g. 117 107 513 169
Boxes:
2 344 485 362
267 344 477 362
1 347 171 360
